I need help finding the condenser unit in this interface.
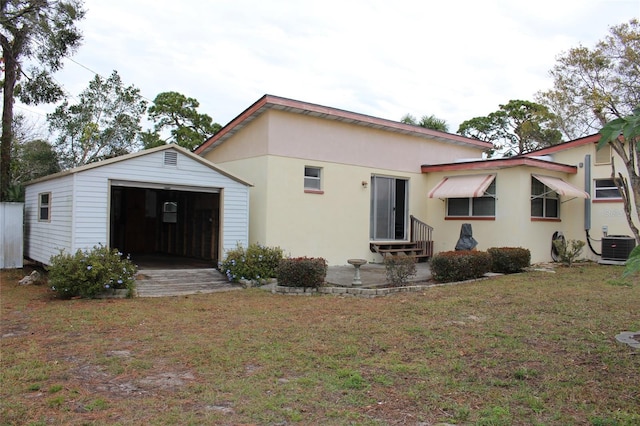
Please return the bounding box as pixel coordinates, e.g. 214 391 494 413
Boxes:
601 236 636 263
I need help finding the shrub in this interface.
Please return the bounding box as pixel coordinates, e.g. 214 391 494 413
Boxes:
553 239 585 267
48 244 137 299
277 257 327 288
384 255 417 286
219 243 283 283
430 250 491 283
488 247 531 273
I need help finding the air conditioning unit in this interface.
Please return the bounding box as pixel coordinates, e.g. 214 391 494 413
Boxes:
601 236 636 262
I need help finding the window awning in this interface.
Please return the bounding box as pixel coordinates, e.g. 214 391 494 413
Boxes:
428 174 495 198
533 175 589 199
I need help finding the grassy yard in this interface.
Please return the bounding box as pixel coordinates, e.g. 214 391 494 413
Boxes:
1 264 638 425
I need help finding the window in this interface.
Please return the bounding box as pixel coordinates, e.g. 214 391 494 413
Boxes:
304 166 322 192
594 178 622 200
446 180 496 217
595 144 611 165
38 192 51 222
531 177 559 218
162 201 178 223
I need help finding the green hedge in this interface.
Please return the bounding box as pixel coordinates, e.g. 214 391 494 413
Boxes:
487 247 531 273
430 250 491 283
48 244 137 299
219 243 283 282
277 257 327 288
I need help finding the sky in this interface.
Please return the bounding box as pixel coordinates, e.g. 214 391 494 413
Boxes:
17 0 640 136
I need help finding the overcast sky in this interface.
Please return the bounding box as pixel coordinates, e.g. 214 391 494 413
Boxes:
18 0 640 135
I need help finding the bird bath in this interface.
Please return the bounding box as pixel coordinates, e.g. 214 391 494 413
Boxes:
347 258 368 286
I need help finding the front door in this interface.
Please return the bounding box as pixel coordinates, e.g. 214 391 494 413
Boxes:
370 176 408 240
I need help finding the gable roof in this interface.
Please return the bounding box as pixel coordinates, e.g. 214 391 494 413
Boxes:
195 94 493 156
25 144 253 187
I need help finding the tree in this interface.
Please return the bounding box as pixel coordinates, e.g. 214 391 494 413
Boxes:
598 106 640 248
140 91 221 150
537 19 640 140
599 107 640 278
10 138 59 200
47 70 147 169
400 113 449 132
457 100 562 157
5 114 58 200
0 0 85 201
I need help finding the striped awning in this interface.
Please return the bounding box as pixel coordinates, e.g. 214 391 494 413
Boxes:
533 175 589 199
428 174 496 198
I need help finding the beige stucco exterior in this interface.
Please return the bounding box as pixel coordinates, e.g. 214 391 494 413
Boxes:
533 139 639 256
200 98 488 265
198 95 637 266
423 137 638 263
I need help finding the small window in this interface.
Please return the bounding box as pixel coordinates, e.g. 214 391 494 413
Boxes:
38 192 51 222
531 177 559 218
594 178 622 200
595 144 611 165
446 180 496 217
304 166 322 192
163 201 178 223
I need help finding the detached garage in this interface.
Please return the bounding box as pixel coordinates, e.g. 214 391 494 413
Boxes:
24 145 251 266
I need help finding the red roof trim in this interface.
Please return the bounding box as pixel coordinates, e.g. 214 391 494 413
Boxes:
421 157 578 174
524 134 600 156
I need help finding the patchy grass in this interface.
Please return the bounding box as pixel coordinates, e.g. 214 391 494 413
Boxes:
1 264 638 425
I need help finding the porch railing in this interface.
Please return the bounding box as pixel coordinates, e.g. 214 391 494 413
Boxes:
410 215 434 258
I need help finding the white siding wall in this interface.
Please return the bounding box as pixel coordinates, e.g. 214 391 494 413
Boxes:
221 186 250 256
24 175 74 264
25 148 250 265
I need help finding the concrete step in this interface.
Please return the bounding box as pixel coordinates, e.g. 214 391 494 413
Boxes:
135 268 242 297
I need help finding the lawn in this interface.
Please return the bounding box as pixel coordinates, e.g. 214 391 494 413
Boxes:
1 264 638 425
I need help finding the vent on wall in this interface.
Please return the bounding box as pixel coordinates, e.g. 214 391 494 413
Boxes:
164 151 178 166
601 236 636 262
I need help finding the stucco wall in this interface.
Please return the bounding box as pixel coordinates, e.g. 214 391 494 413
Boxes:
423 138 639 264
543 143 638 243
204 108 487 265
263 156 431 265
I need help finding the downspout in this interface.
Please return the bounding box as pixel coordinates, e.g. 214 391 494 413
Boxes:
584 154 601 256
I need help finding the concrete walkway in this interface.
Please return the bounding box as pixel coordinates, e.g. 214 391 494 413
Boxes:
325 261 432 287
134 261 432 297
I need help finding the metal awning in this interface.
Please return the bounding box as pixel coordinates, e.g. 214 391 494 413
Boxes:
428 174 496 198
532 175 589 199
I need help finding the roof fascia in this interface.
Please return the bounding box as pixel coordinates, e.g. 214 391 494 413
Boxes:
525 134 600 156
421 157 578 174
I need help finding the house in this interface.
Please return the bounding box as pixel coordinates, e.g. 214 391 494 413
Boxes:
197 95 637 265
24 144 251 266
195 95 492 265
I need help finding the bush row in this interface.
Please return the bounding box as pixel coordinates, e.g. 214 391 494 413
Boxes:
220 244 327 288
431 247 531 283
46 243 532 298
